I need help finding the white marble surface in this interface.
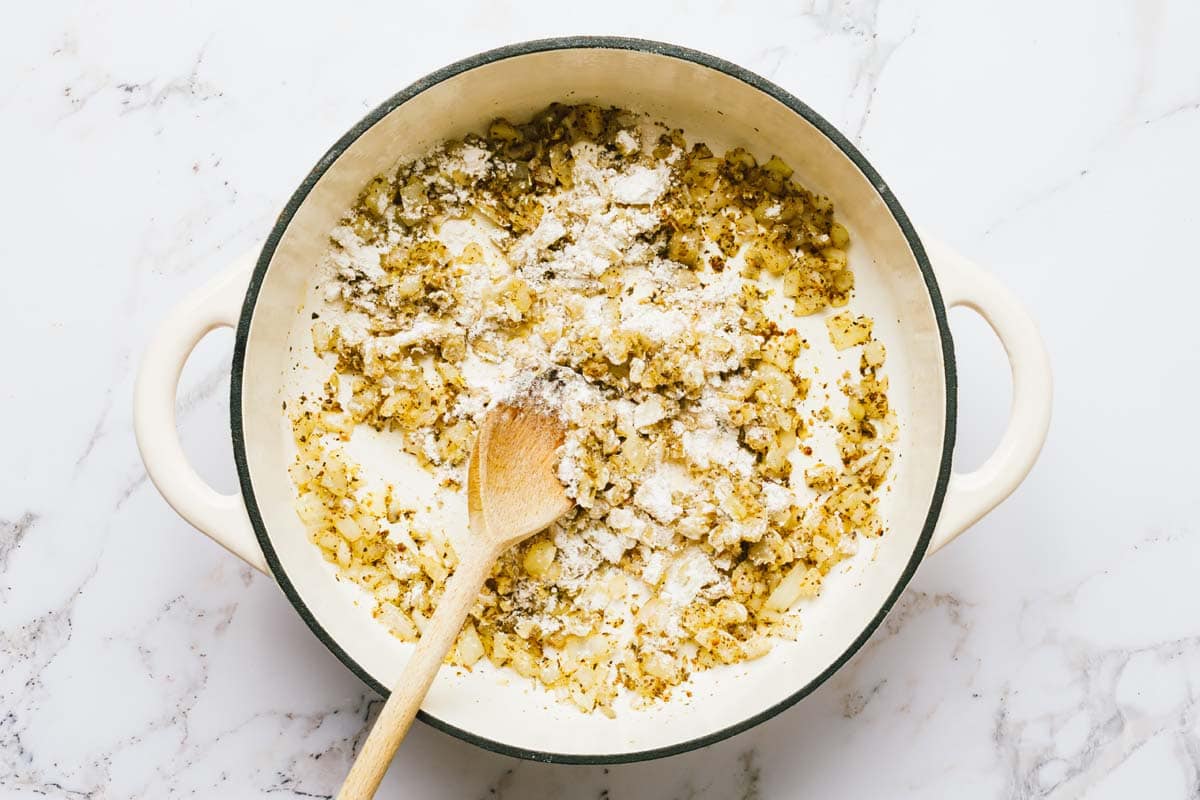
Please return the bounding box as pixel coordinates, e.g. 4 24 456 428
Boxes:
3 0 1199 797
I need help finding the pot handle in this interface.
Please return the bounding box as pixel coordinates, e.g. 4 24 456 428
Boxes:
922 235 1053 553
133 252 268 574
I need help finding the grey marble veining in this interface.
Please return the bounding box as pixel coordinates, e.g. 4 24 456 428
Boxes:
2 0 1198 797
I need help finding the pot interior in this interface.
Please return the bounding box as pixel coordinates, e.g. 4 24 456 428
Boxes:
236 42 950 760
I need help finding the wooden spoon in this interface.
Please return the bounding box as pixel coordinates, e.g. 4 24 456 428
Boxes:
337 402 573 799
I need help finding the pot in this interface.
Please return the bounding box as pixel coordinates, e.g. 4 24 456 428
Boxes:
133 37 1052 763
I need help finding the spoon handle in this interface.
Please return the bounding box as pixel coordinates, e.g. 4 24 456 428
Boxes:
337 545 497 800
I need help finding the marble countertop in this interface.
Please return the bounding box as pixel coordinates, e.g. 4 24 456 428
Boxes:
4 1 1199 797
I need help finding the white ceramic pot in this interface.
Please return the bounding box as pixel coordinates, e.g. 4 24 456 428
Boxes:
133 37 1052 763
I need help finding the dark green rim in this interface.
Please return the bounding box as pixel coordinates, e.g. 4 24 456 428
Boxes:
230 35 957 765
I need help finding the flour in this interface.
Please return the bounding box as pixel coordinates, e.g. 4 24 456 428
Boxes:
681 425 754 476
455 144 492 178
581 522 636 564
633 469 683 524
509 212 567 265
604 507 647 545
325 226 387 313
509 143 668 287
551 526 605 593
509 580 564 638
555 435 588 497
540 208 657 282
619 301 689 345
610 164 671 205
614 129 640 156
640 548 668 587
697 254 749 301
762 481 795 514
569 142 617 195
500 367 600 424
632 395 669 430
660 547 725 610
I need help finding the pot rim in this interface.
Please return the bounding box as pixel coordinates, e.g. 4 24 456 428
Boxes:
230 35 957 765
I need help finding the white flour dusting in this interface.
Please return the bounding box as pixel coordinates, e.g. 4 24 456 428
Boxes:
610 164 671 205
633 469 684 524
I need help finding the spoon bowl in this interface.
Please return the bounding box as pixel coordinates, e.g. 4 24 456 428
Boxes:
469 403 575 550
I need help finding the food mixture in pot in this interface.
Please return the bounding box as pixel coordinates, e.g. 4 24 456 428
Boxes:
286 104 895 715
